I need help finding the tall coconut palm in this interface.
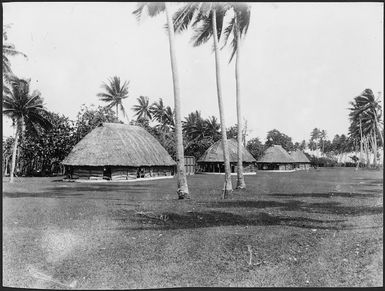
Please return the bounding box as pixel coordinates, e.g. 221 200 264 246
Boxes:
221 3 251 189
173 2 233 198
97 76 129 121
132 96 153 121
133 2 189 199
3 76 52 182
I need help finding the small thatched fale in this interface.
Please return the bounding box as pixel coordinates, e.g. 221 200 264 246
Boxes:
290 150 311 170
197 139 256 173
256 145 295 171
62 123 176 180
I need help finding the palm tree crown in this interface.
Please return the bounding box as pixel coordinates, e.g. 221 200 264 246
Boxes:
3 76 52 133
132 96 153 121
97 76 129 120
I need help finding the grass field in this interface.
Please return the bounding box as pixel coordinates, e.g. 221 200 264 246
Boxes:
3 168 383 288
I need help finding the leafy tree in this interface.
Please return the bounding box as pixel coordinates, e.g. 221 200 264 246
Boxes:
265 129 294 152
184 137 214 161
246 137 265 160
97 76 129 120
299 140 307 150
17 112 75 176
74 104 120 142
133 2 190 199
3 76 52 182
226 125 238 140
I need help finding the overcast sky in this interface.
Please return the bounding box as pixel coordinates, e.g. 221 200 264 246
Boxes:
3 2 383 143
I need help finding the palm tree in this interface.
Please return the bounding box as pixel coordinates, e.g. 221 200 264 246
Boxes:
151 98 175 132
133 2 189 199
174 2 233 198
221 3 251 189
97 76 129 121
132 96 153 122
204 116 221 141
3 76 52 182
349 89 383 167
182 110 206 141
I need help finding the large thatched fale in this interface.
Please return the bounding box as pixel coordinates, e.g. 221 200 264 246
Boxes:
290 150 311 170
62 123 176 180
256 145 295 171
197 139 256 173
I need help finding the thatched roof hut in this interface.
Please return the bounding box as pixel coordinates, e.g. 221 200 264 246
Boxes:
62 123 175 180
198 139 256 163
63 123 175 166
290 150 310 164
289 149 311 170
256 145 295 171
197 139 256 173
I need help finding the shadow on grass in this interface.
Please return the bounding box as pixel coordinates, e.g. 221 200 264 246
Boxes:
3 183 159 198
123 210 350 231
204 199 383 216
269 192 382 198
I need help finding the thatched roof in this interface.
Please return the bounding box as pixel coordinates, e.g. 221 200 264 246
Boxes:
257 145 295 164
198 139 256 163
62 123 175 166
290 150 311 163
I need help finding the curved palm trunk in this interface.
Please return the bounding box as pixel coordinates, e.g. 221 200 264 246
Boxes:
364 137 370 167
356 119 363 170
10 122 19 183
212 9 233 198
374 114 383 146
235 23 245 189
165 2 189 199
372 130 377 167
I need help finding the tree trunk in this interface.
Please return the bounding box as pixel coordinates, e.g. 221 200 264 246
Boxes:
212 9 233 198
165 2 189 199
357 119 364 170
372 130 377 167
116 104 119 120
10 123 19 183
374 113 383 146
235 21 246 190
364 137 370 167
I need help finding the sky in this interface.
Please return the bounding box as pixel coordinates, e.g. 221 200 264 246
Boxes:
3 2 384 144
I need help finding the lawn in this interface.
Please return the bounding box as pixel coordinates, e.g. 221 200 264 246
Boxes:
2 168 383 288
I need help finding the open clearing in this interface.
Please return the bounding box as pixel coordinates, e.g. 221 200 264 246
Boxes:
3 168 383 288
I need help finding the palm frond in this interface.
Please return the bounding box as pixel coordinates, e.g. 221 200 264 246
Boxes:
191 15 213 47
